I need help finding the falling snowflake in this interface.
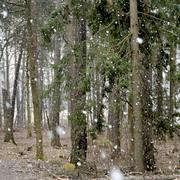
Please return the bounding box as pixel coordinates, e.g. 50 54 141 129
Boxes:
100 150 106 159
1 10 8 18
110 166 124 180
6 102 11 108
77 161 81 166
108 124 112 129
56 126 66 136
47 131 54 140
136 37 143 44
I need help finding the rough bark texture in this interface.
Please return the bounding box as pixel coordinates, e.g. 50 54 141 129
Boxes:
108 86 122 157
70 0 87 165
16 84 21 128
4 40 23 144
156 44 163 135
130 0 144 172
0 91 2 128
141 0 155 171
26 0 44 160
128 91 134 165
169 44 176 127
141 54 155 171
17 56 25 129
3 88 13 143
26 60 32 138
51 35 61 148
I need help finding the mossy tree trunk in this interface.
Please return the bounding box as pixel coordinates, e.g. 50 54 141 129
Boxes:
51 34 61 148
140 0 155 171
156 47 163 132
26 0 44 160
70 0 87 165
4 39 23 144
26 59 32 138
108 86 122 157
141 52 155 171
130 0 144 172
169 43 176 131
3 88 13 143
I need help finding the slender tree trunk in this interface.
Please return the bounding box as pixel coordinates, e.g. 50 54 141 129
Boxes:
141 54 155 171
108 86 121 158
4 40 24 144
157 48 163 131
169 43 176 130
26 59 32 138
70 0 87 165
26 0 44 160
128 91 134 165
0 90 2 129
20 57 26 128
16 84 21 128
3 88 13 143
51 35 61 148
5 31 10 93
130 0 144 172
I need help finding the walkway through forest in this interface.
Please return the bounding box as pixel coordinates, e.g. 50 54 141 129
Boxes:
0 129 180 180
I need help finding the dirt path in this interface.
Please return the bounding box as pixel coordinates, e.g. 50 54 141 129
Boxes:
0 132 55 180
0 130 180 180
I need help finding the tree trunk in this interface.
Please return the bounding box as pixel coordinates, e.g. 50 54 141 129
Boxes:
141 54 155 171
26 58 32 138
51 34 61 148
130 0 144 172
156 44 163 135
128 91 134 166
20 56 26 128
0 90 2 129
3 88 14 143
26 0 44 160
169 43 176 131
16 83 21 128
70 1 87 165
4 39 23 144
5 31 10 93
108 86 122 158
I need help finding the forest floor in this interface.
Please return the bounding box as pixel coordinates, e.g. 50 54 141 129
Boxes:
0 128 180 180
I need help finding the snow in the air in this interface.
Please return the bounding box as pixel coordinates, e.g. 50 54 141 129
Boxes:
110 166 124 180
1 10 8 18
47 130 54 140
136 37 143 44
108 124 112 129
56 126 66 136
77 161 81 166
100 150 106 159
5 101 11 108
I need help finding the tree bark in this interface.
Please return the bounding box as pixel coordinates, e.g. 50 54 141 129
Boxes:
108 86 122 158
130 0 144 172
156 43 163 135
51 34 61 148
3 88 14 143
26 58 32 138
4 39 24 144
70 0 87 165
26 0 44 160
141 54 155 171
169 43 176 131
